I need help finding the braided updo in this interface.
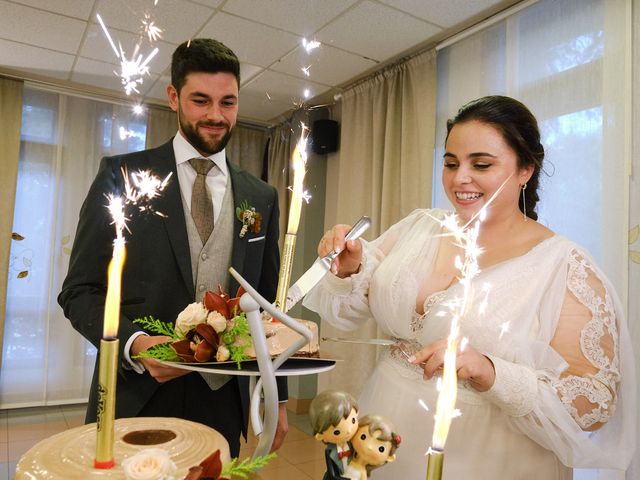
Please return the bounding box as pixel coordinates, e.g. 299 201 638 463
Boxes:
445 96 544 221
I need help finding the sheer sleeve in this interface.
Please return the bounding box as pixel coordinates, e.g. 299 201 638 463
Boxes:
547 250 620 431
480 248 635 469
303 209 432 330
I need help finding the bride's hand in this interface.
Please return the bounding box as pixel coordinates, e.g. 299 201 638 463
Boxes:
410 339 496 392
318 224 362 278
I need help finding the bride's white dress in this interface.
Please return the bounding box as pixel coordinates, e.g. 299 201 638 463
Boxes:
304 209 635 479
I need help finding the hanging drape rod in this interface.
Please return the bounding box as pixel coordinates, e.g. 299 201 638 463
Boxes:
435 0 540 51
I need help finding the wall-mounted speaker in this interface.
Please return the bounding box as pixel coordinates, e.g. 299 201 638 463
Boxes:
310 119 339 154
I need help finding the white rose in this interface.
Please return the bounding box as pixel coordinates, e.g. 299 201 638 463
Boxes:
216 344 230 362
207 311 227 334
175 302 208 337
122 448 177 480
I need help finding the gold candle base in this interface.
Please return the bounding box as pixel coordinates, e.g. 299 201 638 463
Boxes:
94 338 119 469
426 449 444 480
274 233 297 312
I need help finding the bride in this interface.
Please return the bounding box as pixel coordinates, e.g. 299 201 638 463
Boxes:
304 96 635 479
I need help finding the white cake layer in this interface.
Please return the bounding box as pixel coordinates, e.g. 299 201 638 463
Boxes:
15 417 230 479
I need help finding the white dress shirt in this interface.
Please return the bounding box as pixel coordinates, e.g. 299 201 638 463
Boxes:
173 130 228 224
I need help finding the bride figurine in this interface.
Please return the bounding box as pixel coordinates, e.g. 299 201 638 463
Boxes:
343 415 400 480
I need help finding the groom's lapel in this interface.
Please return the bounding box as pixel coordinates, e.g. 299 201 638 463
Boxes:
153 140 195 300
229 160 248 281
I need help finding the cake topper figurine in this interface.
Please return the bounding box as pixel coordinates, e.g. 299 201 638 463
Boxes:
344 414 400 480
310 390 359 480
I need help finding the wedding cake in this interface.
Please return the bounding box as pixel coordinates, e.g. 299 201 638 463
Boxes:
15 417 230 479
246 317 320 358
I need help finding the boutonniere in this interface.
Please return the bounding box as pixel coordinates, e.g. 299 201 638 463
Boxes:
236 200 262 238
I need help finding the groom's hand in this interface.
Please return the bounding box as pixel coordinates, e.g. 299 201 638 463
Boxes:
270 403 289 452
131 335 190 383
318 224 363 278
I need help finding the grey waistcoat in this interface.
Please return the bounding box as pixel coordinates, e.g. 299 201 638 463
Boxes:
182 174 235 300
182 173 234 389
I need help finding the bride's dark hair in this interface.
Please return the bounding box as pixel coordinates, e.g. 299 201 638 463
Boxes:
445 95 544 221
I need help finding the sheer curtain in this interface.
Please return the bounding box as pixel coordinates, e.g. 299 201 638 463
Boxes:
1 85 272 408
145 105 175 149
0 77 23 373
226 124 268 180
319 49 437 396
267 121 293 252
432 0 631 478
1 85 147 407
627 1 639 478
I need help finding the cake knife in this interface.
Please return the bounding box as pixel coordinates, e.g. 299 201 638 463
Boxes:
284 215 371 311
321 336 395 346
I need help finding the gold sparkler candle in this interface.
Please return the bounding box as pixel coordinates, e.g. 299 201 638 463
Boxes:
426 214 484 480
94 237 126 469
274 126 308 312
93 168 170 468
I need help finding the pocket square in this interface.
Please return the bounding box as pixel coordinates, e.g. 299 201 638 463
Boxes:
247 235 266 243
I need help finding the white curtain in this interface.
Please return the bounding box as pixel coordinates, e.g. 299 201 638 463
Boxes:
627 1 640 478
432 0 631 478
267 120 294 253
226 124 268 180
145 106 176 149
0 85 272 408
0 85 147 407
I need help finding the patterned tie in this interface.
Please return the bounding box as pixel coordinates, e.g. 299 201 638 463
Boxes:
189 158 215 244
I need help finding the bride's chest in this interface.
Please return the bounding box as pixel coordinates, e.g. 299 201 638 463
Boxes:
369 248 545 350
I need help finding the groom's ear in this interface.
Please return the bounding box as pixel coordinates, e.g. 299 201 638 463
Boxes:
386 454 396 463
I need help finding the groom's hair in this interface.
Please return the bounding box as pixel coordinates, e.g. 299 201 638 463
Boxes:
309 390 358 435
171 38 240 93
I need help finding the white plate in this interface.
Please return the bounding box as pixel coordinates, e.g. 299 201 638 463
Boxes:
159 357 338 377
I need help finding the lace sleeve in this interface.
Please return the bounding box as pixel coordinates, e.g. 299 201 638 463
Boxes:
547 249 621 431
480 246 634 469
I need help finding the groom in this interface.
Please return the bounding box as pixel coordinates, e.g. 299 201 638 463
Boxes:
58 38 288 457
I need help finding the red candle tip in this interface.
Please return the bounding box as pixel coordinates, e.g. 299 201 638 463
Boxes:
94 458 115 469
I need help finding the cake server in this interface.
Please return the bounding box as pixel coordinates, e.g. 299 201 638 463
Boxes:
284 215 371 311
321 336 395 346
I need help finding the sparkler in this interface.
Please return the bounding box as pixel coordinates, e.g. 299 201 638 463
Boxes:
94 168 170 469
141 14 163 42
95 13 161 96
274 124 310 312
425 179 511 480
302 38 321 53
426 213 482 480
118 45 159 95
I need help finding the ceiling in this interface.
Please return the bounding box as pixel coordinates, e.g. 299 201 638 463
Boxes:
0 0 518 125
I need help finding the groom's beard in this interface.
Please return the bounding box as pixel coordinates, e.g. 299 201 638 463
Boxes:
178 107 233 155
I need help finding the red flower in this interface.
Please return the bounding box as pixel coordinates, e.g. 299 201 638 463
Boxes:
203 286 246 320
172 324 219 362
172 286 247 363
183 450 229 480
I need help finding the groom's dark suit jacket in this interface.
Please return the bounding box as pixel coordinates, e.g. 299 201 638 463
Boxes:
58 139 286 440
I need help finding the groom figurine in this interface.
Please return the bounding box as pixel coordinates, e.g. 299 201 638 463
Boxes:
58 38 288 457
310 391 360 480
